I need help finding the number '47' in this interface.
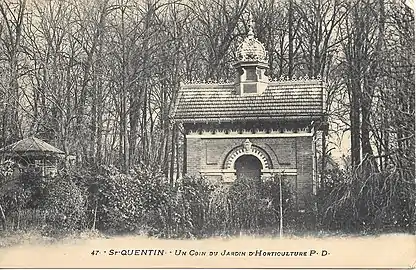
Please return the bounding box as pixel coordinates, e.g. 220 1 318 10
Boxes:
91 250 100 255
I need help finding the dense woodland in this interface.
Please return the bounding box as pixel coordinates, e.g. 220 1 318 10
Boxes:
0 0 414 237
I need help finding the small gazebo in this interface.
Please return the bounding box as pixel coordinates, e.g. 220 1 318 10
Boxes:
0 136 66 177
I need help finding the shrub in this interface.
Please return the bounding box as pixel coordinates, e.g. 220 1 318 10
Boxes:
95 165 173 235
205 184 231 235
317 163 415 233
40 173 86 235
203 175 295 236
228 175 295 234
137 174 173 237
168 175 214 238
95 171 144 233
227 177 262 231
0 170 46 214
0 168 49 231
258 175 296 227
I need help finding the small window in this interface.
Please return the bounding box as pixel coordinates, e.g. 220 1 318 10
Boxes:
243 83 257 93
246 69 257 81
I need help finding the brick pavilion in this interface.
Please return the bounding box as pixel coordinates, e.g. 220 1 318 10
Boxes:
173 18 326 210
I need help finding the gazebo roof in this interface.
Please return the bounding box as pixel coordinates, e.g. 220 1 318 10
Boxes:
0 136 65 156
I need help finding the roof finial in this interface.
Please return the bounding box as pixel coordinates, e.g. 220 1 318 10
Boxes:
236 11 267 62
247 12 254 38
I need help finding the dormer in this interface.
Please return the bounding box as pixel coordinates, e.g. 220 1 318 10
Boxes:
234 14 269 96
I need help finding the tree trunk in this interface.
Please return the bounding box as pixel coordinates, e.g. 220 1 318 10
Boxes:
0 203 6 230
288 0 294 79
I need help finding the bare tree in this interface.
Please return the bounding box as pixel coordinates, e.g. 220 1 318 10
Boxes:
0 0 27 145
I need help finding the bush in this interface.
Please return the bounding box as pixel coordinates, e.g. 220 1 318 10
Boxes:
94 168 297 238
0 170 46 215
0 163 90 233
317 163 415 233
137 173 173 237
95 166 173 235
202 175 295 236
226 175 295 234
205 184 232 235
168 175 214 238
40 173 86 235
95 170 145 233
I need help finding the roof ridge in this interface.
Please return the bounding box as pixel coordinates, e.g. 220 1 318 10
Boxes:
31 136 43 151
0 136 65 154
181 83 234 89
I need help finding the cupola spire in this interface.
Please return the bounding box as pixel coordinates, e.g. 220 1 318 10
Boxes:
247 12 255 38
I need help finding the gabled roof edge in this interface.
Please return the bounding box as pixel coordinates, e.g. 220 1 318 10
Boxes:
171 85 185 121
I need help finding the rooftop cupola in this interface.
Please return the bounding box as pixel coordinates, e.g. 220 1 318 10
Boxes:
234 13 269 96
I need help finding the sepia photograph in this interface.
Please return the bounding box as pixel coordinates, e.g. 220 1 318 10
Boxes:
0 0 414 268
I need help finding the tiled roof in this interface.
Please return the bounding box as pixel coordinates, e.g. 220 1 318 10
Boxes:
173 80 324 123
0 136 65 155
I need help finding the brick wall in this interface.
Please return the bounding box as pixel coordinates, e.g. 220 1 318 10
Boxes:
200 137 298 170
295 136 313 210
186 137 203 175
256 138 297 168
185 135 314 209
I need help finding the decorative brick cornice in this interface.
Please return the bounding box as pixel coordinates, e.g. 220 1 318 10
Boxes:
186 128 312 138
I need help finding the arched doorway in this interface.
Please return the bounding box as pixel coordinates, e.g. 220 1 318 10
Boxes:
234 155 262 181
